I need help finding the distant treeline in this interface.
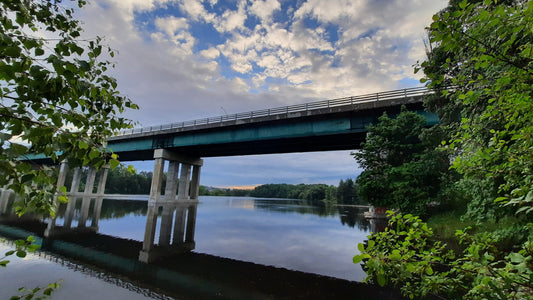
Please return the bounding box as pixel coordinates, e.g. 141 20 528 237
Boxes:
104 165 365 205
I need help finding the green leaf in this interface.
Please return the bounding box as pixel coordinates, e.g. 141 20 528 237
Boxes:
425 266 433 275
377 274 387 286
353 255 363 264
88 149 100 160
78 141 89 149
357 243 365 252
109 158 120 169
508 252 524 264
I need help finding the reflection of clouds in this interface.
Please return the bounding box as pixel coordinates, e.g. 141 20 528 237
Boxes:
194 198 368 281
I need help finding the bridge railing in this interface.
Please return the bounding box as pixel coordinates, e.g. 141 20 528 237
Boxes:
114 86 430 137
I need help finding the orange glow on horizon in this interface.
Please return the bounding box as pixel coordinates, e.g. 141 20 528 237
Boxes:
223 185 259 190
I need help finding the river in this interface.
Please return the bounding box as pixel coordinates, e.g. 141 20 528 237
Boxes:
1 196 391 299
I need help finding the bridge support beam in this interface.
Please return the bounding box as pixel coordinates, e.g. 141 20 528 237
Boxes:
139 149 203 263
45 163 109 237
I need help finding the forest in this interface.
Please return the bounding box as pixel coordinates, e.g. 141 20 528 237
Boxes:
103 165 364 206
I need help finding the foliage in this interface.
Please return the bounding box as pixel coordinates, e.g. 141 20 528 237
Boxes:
0 236 39 267
10 281 61 300
1 236 60 299
0 0 137 216
419 0 533 220
105 165 152 195
250 183 336 205
354 1 533 299
353 110 449 215
354 212 533 299
336 178 361 205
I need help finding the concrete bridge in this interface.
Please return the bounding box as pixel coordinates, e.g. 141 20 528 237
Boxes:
13 86 437 262
107 86 436 160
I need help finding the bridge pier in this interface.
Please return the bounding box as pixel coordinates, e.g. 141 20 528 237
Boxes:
45 163 110 237
0 189 14 214
139 149 202 263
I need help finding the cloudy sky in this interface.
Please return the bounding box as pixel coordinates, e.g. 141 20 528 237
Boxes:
75 0 447 188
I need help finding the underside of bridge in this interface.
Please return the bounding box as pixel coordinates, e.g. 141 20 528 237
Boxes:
111 102 434 161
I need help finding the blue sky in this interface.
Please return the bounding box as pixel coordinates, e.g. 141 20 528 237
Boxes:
76 0 447 188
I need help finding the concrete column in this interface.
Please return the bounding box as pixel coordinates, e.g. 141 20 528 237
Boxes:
139 155 166 263
78 196 91 228
139 149 203 263
159 161 179 246
165 161 179 201
57 160 69 191
177 164 191 200
139 203 159 262
70 167 82 194
172 206 187 245
0 189 12 214
158 205 174 246
190 165 201 200
185 205 197 243
84 167 97 195
149 158 165 202
78 167 97 228
64 167 82 228
90 196 104 229
63 197 78 229
46 161 69 234
96 165 110 196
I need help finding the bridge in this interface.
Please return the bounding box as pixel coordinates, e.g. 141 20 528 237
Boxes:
14 86 437 262
106 86 436 160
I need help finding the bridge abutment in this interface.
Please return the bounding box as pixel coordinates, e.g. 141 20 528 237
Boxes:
139 149 202 263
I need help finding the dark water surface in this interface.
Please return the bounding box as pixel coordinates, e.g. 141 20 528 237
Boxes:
1 196 390 299
97 196 374 281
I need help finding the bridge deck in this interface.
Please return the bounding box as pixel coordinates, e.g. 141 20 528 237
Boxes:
109 87 430 141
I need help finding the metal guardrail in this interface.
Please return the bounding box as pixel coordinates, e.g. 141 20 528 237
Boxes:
113 86 430 137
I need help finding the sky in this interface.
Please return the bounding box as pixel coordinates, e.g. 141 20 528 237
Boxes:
75 0 447 188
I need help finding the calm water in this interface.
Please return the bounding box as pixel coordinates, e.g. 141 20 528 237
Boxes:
96 196 374 281
1 196 383 298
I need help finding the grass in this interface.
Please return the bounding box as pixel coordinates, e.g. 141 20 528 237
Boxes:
427 208 529 253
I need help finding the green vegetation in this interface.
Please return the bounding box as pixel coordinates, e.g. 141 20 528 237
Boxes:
105 165 152 195
353 109 450 215
0 0 137 216
1 1 136 298
250 181 364 206
355 0 533 298
103 167 362 206
354 212 533 299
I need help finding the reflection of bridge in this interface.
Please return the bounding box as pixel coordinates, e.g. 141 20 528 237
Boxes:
15 87 437 262
0 217 400 299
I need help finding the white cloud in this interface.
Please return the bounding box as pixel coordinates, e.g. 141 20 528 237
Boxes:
214 0 248 32
200 47 220 59
178 0 215 22
72 0 447 185
250 0 281 23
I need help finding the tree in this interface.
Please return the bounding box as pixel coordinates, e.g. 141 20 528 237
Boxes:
355 2 533 299
353 109 449 215
337 178 359 205
419 0 533 220
0 0 138 216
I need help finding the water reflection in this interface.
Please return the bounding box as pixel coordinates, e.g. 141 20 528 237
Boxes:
0 194 387 282
0 194 404 298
